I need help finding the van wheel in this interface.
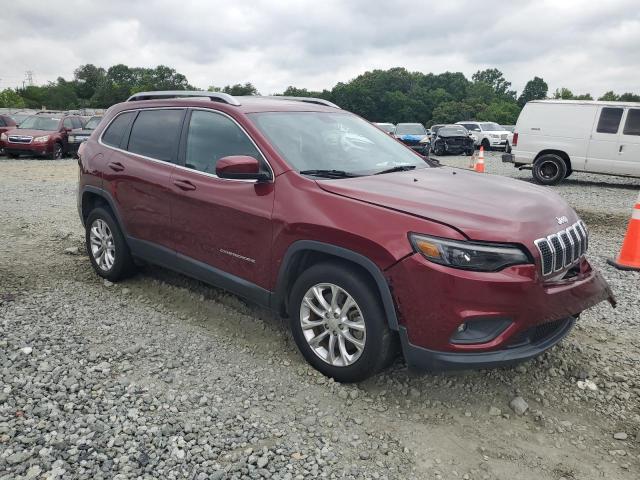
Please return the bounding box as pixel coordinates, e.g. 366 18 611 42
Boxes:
532 154 567 185
288 262 395 383
85 207 135 281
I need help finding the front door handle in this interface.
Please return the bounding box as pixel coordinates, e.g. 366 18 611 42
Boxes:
107 161 125 172
173 179 196 191
619 145 624 153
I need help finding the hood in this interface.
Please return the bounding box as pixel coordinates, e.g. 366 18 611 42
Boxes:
316 167 577 244
9 128 57 137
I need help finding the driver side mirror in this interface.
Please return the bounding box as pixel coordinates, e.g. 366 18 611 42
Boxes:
216 155 270 181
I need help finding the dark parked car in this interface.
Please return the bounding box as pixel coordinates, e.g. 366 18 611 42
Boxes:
0 114 17 155
67 115 103 155
1 114 83 159
393 123 429 154
431 125 475 156
77 91 614 382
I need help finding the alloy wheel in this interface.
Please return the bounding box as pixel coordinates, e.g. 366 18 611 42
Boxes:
89 219 116 271
299 283 366 367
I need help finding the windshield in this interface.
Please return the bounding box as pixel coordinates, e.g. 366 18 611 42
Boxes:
438 126 468 136
249 112 428 175
375 123 395 133
11 114 30 125
18 116 60 131
395 124 426 135
479 122 503 131
84 116 102 130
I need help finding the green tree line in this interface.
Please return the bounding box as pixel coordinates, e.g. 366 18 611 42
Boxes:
1 64 638 126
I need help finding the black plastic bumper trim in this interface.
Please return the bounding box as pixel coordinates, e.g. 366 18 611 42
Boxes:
399 317 575 372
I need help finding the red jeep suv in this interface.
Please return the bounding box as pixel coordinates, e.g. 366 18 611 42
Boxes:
77 91 615 382
2 113 83 159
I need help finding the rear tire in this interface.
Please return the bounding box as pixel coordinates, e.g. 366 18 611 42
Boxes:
85 207 135 281
8 153 19 159
532 154 567 185
288 262 395 382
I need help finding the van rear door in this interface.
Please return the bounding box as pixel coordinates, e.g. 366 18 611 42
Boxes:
617 108 640 176
586 106 624 173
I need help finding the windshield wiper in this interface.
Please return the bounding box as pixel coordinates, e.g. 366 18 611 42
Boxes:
299 169 360 178
374 165 417 175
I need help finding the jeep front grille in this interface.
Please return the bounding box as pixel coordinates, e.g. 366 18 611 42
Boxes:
534 221 588 276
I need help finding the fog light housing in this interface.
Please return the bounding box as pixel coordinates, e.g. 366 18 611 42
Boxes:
450 318 512 345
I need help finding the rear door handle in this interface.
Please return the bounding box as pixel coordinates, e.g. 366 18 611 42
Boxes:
107 161 125 172
173 179 196 191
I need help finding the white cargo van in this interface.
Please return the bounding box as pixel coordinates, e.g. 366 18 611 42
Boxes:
503 100 640 184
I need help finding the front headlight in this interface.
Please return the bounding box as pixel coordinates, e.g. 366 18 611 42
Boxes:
68 135 75 143
409 234 530 272
33 135 50 143
0 133 7 141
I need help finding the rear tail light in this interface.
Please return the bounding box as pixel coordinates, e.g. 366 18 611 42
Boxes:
512 132 518 147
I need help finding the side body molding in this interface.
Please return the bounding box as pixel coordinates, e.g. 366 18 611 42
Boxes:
273 240 400 330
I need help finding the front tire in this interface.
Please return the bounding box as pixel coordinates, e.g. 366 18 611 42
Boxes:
288 262 395 382
85 207 135 281
481 138 491 151
50 142 63 160
532 154 567 185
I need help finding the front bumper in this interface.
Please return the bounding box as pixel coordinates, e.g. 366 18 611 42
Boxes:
386 253 614 371
399 317 575 371
5 143 52 156
404 143 429 154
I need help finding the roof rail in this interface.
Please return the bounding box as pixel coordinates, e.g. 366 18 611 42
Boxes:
126 90 241 106
264 96 340 109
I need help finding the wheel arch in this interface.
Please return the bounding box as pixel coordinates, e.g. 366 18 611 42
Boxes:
273 240 399 330
80 186 127 236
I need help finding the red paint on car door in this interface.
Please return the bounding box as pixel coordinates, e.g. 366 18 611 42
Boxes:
170 109 275 289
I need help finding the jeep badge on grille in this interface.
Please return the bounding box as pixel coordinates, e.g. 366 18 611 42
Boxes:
556 216 569 225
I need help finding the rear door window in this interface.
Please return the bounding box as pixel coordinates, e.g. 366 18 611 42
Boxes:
596 108 623 134
63 118 73 129
622 109 640 136
127 109 185 163
102 111 137 148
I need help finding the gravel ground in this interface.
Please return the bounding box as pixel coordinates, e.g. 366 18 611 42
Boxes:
1 155 639 480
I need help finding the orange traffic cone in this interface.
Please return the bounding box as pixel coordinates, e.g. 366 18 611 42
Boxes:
475 146 485 173
607 191 640 271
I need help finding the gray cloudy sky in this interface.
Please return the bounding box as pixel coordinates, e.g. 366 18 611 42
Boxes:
1 0 639 96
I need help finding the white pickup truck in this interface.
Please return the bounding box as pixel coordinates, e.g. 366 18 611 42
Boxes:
503 100 640 185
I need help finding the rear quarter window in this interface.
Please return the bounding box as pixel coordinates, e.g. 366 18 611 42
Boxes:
102 111 137 148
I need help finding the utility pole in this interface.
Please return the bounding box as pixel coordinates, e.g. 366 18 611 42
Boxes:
25 71 34 86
